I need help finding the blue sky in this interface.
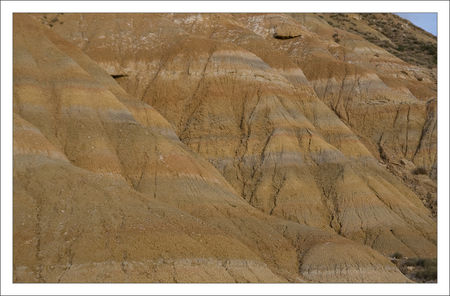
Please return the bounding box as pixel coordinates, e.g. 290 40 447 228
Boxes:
395 13 437 36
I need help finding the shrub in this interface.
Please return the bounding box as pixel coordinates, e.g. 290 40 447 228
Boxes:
405 258 425 266
401 258 437 282
423 258 437 270
415 259 437 282
412 167 427 175
332 33 340 43
392 252 403 259
421 43 437 54
415 269 437 281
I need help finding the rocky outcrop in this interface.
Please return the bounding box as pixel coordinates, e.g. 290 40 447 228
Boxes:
273 23 302 39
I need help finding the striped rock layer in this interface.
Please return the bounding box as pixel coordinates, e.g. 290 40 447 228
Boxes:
13 13 435 282
40 13 436 257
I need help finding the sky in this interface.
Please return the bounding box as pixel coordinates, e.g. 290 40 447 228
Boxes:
395 13 437 36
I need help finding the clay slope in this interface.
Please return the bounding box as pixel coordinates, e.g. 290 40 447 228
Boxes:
316 13 437 69
266 13 437 214
13 14 412 283
37 13 437 261
286 14 436 170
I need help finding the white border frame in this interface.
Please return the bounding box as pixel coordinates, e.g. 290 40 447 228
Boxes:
1 1 449 295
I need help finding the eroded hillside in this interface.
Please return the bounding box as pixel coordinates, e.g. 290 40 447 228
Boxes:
13 13 437 283
316 13 437 69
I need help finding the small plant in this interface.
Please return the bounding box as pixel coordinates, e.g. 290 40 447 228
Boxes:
416 269 437 281
392 252 403 259
397 258 437 282
405 258 425 266
421 43 437 54
415 258 437 282
332 33 340 43
412 167 427 175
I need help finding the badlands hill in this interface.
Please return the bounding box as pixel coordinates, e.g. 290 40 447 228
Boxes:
317 13 437 69
13 13 437 283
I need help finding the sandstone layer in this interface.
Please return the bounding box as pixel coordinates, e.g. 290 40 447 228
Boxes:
13 13 437 283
